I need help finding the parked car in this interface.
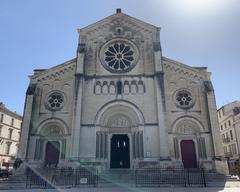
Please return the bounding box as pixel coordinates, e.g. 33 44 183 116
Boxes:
0 169 9 178
0 162 13 177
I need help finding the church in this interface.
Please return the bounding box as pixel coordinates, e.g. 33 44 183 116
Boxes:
18 9 227 174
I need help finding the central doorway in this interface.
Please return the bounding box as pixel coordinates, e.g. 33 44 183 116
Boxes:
180 140 197 168
44 141 60 168
110 134 130 168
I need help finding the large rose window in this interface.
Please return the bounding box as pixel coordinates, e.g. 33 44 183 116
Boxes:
100 39 139 73
105 43 134 71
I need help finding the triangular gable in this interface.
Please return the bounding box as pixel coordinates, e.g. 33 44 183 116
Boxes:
78 9 159 34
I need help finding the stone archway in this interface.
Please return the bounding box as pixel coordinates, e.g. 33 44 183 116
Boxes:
95 101 144 169
171 117 207 167
34 119 68 166
40 125 65 167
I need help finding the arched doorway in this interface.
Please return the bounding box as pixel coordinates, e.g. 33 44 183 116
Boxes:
110 135 130 168
180 140 197 168
44 141 60 167
95 101 145 169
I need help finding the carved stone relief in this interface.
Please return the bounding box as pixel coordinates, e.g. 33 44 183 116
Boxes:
94 80 145 95
41 126 63 137
175 119 200 135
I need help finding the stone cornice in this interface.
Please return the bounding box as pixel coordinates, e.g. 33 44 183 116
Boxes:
84 74 155 79
0 122 21 130
79 12 158 36
0 104 22 120
31 59 76 83
162 57 209 81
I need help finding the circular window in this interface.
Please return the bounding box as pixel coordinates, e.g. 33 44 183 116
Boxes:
46 92 64 111
175 90 194 109
100 39 139 73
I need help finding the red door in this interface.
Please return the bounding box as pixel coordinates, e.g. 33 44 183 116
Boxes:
181 140 197 168
45 141 60 168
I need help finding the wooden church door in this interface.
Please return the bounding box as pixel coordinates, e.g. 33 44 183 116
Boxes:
44 141 60 167
180 140 197 168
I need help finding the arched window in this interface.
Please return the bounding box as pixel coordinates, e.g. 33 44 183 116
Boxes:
138 80 145 94
102 81 108 94
95 81 101 94
109 81 115 94
117 81 122 95
131 81 137 94
124 81 130 94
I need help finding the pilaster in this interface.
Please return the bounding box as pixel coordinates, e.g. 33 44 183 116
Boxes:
18 84 36 159
70 44 85 159
154 41 170 159
204 81 228 174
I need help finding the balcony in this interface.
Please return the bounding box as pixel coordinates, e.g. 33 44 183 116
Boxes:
224 152 233 157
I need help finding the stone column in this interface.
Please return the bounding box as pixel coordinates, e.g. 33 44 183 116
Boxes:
204 81 228 174
70 44 85 159
154 40 170 159
17 84 36 160
204 81 224 157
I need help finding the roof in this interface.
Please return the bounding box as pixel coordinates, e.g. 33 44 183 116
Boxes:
78 9 159 33
0 102 22 120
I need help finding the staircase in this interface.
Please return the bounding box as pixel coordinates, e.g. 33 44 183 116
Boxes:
98 169 134 187
205 171 240 187
0 168 240 190
0 171 27 190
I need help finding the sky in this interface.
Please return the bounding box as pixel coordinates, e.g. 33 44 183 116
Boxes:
0 0 240 114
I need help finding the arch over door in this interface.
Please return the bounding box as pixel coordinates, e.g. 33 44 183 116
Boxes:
44 141 60 167
180 140 197 168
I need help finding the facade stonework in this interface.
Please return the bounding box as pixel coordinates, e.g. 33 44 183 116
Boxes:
19 10 227 173
0 103 22 169
218 101 240 174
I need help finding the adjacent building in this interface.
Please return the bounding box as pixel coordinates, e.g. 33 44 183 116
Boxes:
18 9 227 174
0 102 22 169
218 101 240 173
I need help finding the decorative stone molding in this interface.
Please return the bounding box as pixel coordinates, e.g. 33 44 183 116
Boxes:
26 84 37 95
99 105 139 128
32 60 76 83
84 15 155 37
132 131 144 159
35 118 70 136
107 114 131 128
171 117 204 135
41 125 64 137
44 90 66 112
95 100 145 128
174 89 195 109
94 80 145 95
99 38 139 73
163 59 207 82
96 131 108 159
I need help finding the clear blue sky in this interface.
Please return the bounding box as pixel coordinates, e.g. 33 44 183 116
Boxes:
0 0 239 114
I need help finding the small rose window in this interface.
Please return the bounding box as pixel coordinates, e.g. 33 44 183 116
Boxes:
47 92 64 110
176 90 193 108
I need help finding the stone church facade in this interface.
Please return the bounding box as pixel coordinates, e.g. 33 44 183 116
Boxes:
18 9 227 173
